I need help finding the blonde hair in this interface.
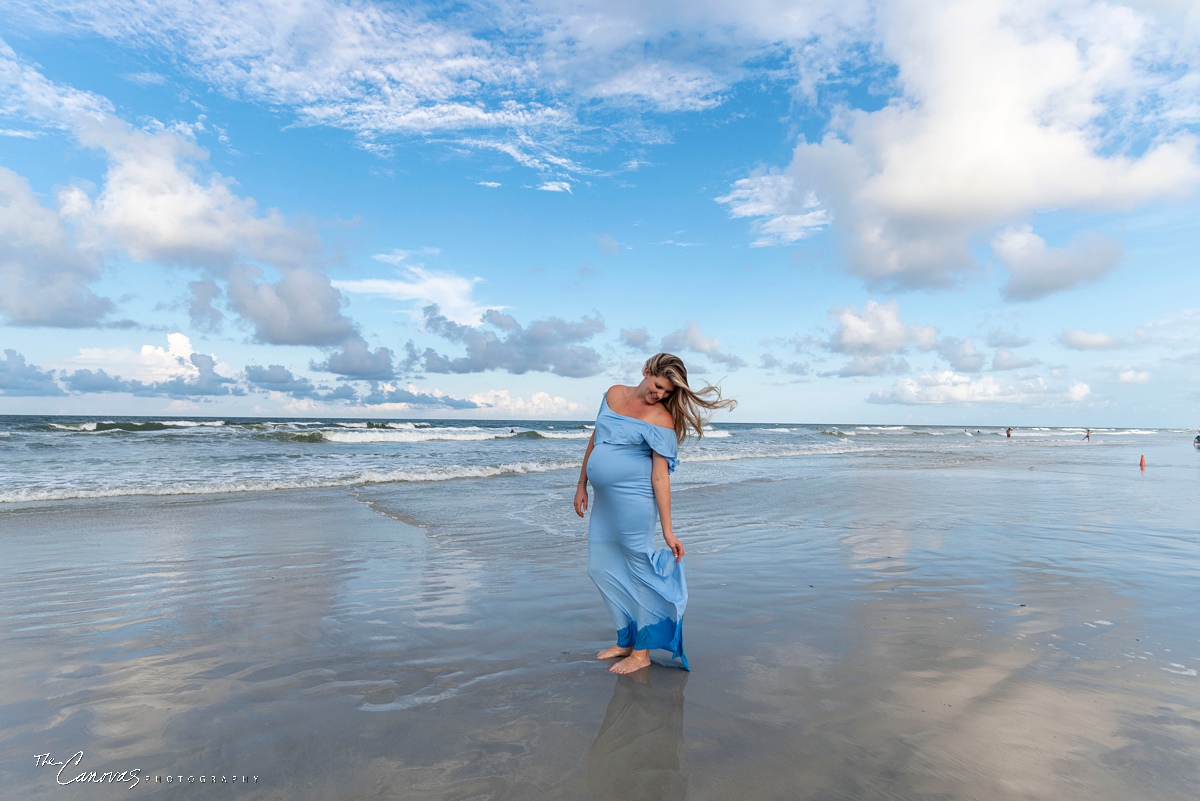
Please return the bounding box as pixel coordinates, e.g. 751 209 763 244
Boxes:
644 353 736 444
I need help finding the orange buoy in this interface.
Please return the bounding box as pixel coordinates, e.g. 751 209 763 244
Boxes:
1140 455 1146 470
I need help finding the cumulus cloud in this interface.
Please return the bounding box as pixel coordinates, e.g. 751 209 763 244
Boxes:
243 365 356 401
361 382 479 408
991 349 1040 371
986 329 1032 349
0 166 112 327
994 225 1123 301
2 42 352 342
870 371 1093 405
334 264 492 326
60 120 320 270
311 338 396 379
759 353 810 375
69 332 200 383
188 278 224 330
469 389 585 416
226 265 357 346
1059 328 1126 350
660 321 746 369
936 337 985 372
870 372 1013 404
244 364 318 396
58 334 240 398
61 368 149 394
1117 369 1150 384
828 300 937 355
832 354 909 377
0 349 66 396
619 327 650 349
537 181 572 193
420 304 605 377
719 0 1200 291
152 352 241 397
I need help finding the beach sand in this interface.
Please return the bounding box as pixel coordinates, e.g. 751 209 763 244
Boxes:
3 445 1199 800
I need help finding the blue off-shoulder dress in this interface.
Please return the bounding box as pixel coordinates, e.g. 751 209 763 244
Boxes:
586 395 689 670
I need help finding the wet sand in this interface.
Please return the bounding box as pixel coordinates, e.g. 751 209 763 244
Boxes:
2 448 1199 800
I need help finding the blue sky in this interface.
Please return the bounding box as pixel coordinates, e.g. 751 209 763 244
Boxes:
1 0 1198 424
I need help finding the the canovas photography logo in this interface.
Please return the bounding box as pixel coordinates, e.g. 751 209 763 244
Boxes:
35 751 260 788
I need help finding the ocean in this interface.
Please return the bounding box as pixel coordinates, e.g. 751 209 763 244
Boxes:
0 414 1186 505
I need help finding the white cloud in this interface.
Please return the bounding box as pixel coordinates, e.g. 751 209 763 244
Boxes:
0 166 112 327
61 120 319 270
870 372 1015 404
715 172 831 246
828 300 937 355
1117 369 1150 384
586 62 725 111
721 0 1200 290
311 338 396 380
870 370 1094 405
994 224 1123 301
619 327 650 349
2 41 348 341
69 332 199 383
469 389 585 416
421 306 606 377
124 71 166 86
1059 328 1125 350
991 349 1040 371
660 321 746 369
0 349 66 396
335 265 492 326
4 41 306 275
833 354 909 377
226 265 357 346
537 181 572 193
477 181 502 188
936 337 985 372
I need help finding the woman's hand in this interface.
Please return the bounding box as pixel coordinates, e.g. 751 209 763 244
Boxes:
663 531 685 562
574 483 589 517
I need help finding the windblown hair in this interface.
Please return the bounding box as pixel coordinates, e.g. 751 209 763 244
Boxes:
644 353 737 444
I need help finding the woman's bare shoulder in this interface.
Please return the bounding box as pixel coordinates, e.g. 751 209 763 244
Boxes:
604 384 631 404
648 405 674 428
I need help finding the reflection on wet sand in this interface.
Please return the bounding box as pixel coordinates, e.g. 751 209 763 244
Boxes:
588 667 688 801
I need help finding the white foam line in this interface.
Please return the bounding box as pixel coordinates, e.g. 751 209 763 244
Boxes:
0 461 579 504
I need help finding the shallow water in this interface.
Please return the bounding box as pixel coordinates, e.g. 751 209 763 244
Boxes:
1 421 1198 799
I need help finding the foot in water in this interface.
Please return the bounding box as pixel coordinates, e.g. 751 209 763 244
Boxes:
609 650 651 674
596 645 633 660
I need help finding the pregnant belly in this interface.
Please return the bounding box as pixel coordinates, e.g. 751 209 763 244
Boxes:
587 443 652 493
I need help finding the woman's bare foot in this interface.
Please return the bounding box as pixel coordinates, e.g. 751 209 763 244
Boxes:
609 650 651 674
596 645 633 660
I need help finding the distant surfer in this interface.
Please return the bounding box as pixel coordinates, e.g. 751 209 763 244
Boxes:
1006 427 1012 438
1083 429 1091 442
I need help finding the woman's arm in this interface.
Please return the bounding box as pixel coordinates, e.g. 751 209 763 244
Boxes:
651 452 684 561
573 431 596 517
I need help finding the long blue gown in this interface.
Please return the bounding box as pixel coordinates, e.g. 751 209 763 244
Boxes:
586 395 689 670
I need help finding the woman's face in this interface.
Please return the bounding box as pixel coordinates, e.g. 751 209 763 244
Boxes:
641 372 674 404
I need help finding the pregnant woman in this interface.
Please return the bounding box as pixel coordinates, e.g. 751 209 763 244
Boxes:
574 353 735 674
